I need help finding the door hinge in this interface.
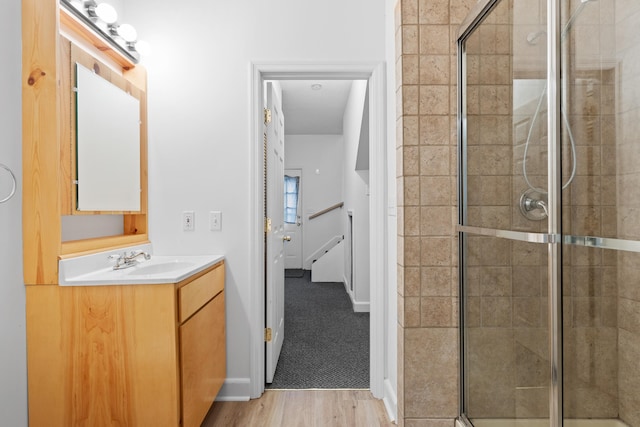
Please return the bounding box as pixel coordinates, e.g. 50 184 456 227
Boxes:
264 108 272 124
265 217 272 233
265 328 272 342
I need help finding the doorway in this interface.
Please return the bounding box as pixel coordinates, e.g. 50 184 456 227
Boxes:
284 169 302 271
267 79 368 389
248 62 387 400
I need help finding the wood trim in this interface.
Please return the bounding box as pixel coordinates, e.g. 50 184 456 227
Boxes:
59 6 136 71
124 214 148 235
22 0 62 285
24 1 150 284
60 37 73 216
60 234 149 256
308 202 344 220
66 41 149 237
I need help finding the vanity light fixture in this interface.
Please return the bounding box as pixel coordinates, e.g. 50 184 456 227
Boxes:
89 2 117 24
135 40 152 57
111 23 138 44
60 0 150 64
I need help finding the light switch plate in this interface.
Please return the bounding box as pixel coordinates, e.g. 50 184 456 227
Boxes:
210 211 222 231
183 211 195 231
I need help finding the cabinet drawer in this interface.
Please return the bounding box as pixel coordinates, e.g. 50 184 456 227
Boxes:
179 263 224 323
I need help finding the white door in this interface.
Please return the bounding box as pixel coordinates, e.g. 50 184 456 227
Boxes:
265 82 286 383
284 169 303 269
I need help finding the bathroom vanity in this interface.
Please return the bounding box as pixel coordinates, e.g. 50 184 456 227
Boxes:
22 3 227 426
26 256 226 427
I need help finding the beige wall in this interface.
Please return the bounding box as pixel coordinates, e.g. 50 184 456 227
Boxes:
395 0 475 425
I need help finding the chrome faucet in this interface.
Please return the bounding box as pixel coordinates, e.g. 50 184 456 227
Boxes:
108 250 151 270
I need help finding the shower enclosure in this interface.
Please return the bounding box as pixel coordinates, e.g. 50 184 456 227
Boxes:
457 0 640 426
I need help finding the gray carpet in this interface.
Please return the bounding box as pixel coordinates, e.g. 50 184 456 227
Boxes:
266 271 370 389
284 268 305 278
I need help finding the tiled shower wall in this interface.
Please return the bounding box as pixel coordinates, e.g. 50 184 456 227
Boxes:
562 0 619 418
615 1 640 423
395 0 475 425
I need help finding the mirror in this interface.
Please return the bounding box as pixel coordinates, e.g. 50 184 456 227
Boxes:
75 62 141 211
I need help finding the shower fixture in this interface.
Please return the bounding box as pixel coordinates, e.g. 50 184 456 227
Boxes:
519 189 548 221
521 84 577 194
562 0 598 41
525 0 597 46
526 30 546 45
520 0 596 220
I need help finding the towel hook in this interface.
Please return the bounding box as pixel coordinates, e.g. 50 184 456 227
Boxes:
0 163 17 204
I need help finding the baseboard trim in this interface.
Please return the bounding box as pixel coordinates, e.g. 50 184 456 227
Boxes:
352 300 370 312
216 377 252 401
342 276 370 313
382 378 397 422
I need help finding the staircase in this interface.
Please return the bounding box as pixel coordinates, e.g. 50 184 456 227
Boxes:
310 237 344 283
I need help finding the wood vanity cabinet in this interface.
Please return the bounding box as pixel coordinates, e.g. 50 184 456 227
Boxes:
25 261 226 427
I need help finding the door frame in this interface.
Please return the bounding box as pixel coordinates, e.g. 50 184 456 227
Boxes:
249 61 387 399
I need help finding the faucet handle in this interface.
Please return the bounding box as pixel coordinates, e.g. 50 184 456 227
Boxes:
108 253 122 260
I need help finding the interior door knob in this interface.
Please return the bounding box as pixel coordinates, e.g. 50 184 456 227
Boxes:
283 235 291 241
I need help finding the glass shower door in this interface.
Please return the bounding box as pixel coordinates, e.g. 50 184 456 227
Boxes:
459 0 640 426
562 0 640 425
458 0 553 425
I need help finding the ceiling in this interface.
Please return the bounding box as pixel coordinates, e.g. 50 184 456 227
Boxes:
278 80 355 135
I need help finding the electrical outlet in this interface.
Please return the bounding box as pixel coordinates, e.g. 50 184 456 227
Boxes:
210 211 222 231
183 211 195 231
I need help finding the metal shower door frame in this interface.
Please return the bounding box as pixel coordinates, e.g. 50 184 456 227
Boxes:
455 0 564 425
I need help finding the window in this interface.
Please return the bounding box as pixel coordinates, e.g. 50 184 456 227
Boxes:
284 175 299 224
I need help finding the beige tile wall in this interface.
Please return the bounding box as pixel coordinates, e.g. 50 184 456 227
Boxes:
561 0 621 419
396 0 476 425
615 0 640 423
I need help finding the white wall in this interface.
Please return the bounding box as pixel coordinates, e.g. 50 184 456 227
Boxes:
285 135 344 268
342 81 371 309
123 0 386 400
384 0 398 419
0 0 394 420
0 0 28 425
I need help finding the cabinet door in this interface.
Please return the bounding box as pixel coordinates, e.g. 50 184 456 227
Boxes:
180 292 226 427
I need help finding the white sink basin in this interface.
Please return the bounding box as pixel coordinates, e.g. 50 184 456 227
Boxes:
127 260 196 276
59 244 224 286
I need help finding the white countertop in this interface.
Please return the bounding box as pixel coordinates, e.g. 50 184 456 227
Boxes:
59 244 224 286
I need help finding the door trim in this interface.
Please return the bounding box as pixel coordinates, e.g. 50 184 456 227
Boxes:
249 61 388 399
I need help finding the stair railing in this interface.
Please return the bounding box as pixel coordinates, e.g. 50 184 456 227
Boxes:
308 202 343 220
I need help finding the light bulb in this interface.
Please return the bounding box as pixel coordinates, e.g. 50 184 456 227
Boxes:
135 40 152 57
117 24 137 43
95 3 117 24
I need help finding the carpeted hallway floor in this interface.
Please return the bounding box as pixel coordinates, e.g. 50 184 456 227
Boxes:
266 270 369 389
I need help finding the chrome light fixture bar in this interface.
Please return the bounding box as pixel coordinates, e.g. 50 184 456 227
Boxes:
60 0 142 64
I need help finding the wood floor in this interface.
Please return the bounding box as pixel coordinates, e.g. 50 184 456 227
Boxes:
201 389 395 426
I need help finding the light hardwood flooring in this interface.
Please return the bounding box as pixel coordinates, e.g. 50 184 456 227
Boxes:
202 389 396 426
